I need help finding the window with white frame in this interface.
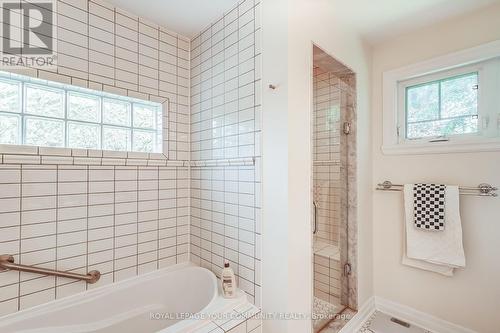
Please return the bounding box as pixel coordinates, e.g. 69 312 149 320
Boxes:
0 71 164 153
382 41 500 154
402 70 479 140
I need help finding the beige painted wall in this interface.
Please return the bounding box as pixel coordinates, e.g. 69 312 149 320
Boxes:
262 0 372 332
372 4 500 332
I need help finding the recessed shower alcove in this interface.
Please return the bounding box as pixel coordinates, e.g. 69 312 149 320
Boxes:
311 45 358 333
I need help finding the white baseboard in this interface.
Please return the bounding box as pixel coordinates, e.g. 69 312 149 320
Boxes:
374 297 477 333
338 296 477 333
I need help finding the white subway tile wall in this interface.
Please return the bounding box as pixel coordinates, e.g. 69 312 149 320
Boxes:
0 164 189 314
0 0 263 318
189 0 262 306
0 0 192 316
9 0 190 160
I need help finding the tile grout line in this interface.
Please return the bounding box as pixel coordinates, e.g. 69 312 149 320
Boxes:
17 165 22 311
175 166 179 263
112 165 116 283
54 165 59 298
156 166 160 269
86 165 90 290
135 166 139 275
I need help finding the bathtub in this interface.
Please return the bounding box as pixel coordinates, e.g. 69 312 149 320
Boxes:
0 263 259 333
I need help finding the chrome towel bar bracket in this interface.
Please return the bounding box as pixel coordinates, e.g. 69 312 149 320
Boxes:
0 255 101 284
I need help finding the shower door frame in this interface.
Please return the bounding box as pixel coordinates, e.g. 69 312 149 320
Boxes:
310 43 358 316
339 71 358 310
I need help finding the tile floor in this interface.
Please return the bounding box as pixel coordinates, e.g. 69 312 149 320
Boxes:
357 311 432 333
318 310 433 333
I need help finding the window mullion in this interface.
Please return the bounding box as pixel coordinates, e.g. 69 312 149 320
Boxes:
482 61 500 137
438 80 442 122
497 61 500 136
403 87 408 140
477 68 486 136
65 91 68 148
100 97 103 150
131 103 134 151
20 82 25 145
154 105 158 152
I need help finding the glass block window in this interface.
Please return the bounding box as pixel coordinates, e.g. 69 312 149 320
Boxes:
405 72 479 139
0 72 163 153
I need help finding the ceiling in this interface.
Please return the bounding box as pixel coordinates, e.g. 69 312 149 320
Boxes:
105 0 239 38
106 0 499 42
331 0 500 44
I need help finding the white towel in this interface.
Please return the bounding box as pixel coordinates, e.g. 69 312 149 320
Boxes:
402 184 466 276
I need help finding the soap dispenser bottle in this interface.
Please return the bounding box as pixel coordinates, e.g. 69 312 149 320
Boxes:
221 260 236 298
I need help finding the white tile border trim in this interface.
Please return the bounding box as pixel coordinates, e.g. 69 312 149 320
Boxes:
190 158 256 167
339 296 478 333
0 144 175 166
0 144 255 167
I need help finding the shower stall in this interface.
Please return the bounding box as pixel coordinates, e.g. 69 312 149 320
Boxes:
311 45 357 332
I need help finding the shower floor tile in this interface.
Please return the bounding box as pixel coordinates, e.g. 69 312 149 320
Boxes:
313 297 341 331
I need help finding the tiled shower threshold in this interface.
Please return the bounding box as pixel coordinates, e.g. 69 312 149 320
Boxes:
317 306 357 333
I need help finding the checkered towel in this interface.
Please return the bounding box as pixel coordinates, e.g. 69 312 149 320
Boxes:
413 183 446 231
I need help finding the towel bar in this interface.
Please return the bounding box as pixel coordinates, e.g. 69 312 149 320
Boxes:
0 255 101 284
376 181 498 197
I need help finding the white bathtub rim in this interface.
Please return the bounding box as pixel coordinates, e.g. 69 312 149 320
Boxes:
158 290 249 333
8 303 165 333
0 262 216 327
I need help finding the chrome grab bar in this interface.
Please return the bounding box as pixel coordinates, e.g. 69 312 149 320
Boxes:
0 255 101 284
313 201 318 234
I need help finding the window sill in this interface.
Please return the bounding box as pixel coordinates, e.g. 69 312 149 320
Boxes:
382 139 500 155
0 144 180 167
